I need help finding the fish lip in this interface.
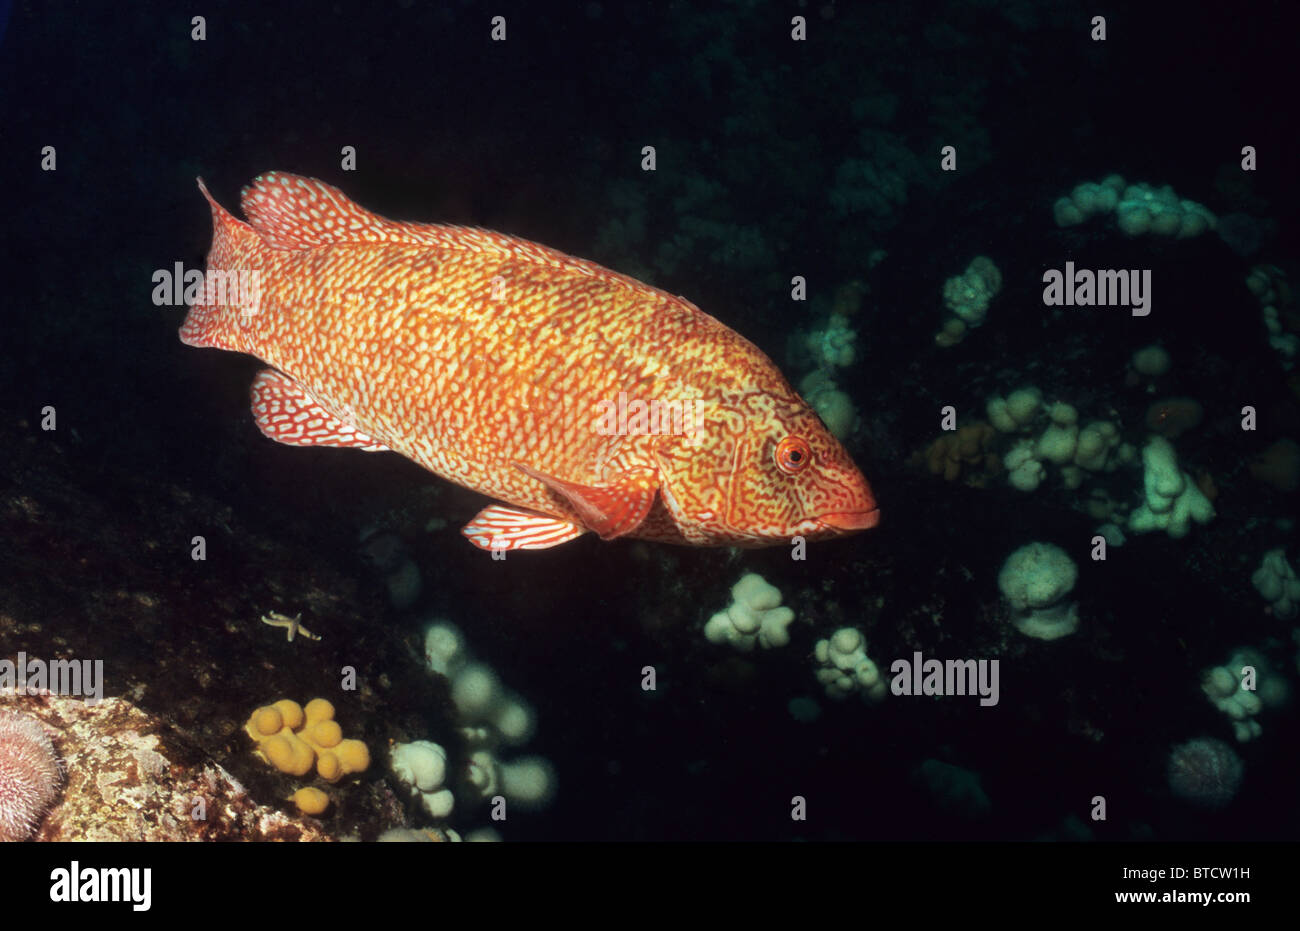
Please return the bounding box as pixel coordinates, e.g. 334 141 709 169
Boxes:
817 508 881 531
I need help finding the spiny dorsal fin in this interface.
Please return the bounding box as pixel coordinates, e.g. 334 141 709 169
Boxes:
237 173 679 305
242 171 504 252
240 172 397 251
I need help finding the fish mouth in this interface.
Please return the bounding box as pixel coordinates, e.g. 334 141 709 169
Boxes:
817 508 881 531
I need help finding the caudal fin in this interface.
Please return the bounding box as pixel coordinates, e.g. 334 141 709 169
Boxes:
178 178 263 350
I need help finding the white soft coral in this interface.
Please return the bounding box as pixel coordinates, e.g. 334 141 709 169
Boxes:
704 574 796 650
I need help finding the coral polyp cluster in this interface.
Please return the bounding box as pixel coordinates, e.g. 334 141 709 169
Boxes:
245 699 370 815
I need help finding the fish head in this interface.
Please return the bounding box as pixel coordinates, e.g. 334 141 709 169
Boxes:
656 398 879 545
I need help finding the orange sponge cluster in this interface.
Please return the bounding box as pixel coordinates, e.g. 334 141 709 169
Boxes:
245 698 370 784
289 787 331 816
917 422 1000 484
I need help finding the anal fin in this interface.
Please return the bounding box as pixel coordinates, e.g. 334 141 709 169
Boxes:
250 370 389 450
462 505 585 551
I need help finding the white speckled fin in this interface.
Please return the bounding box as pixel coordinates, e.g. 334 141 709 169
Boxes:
461 506 586 551
239 172 393 251
179 178 263 350
250 369 388 450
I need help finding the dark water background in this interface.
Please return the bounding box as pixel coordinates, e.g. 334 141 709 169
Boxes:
1 1 1297 841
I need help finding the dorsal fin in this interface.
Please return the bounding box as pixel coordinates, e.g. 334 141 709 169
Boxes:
241 171 507 252
236 173 681 307
240 172 397 250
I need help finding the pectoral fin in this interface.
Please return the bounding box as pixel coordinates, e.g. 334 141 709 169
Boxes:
513 463 658 540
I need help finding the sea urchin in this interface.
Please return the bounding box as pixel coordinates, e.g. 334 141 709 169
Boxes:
0 710 64 841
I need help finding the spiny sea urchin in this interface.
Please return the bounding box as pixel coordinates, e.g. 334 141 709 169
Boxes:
0 710 64 841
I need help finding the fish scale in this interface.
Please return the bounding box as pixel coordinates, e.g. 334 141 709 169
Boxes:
181 171 878 550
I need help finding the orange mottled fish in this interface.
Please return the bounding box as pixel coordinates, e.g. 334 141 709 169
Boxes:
180 172 879 550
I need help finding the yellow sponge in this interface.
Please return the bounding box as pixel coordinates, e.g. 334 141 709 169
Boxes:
273 699 305 730
290 787 330 816
250 706 283 737
334 740 371 779
245 698 370 786
316 751 341 782
304 698 334 725
260 734 315 777
309 720 342 748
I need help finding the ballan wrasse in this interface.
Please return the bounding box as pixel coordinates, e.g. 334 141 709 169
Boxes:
180 172 879 550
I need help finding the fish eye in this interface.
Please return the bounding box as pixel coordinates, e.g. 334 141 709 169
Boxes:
775 436 813 474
